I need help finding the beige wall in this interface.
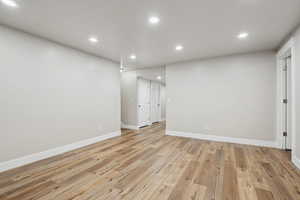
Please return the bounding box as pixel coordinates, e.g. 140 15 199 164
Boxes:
166 51 277 141
0 26 121 162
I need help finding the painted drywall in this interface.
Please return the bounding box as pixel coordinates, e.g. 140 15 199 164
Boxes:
166 51 276 142
160 85 166 120
292 26 300 160
121 71 138 127
0 25 120 163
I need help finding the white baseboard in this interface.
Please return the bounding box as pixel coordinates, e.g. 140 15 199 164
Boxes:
166 130 280 148
292 155 300 170
0 130 121 173
121 123 139 130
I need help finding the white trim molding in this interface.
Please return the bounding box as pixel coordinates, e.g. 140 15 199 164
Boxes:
0 130 121 173
166 131 280 148
121 123 139 130
292 156 300 170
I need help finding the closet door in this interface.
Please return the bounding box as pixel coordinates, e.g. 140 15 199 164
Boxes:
137 78 151 127
151 82 161 123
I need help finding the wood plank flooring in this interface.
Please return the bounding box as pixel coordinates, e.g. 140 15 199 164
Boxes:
1 122 300 200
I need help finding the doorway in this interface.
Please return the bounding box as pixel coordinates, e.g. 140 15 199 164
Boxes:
150 81 161 124
137 78 151 127
121 66 166 130
137 78 164 127
277 38 295 155
281 55 292 150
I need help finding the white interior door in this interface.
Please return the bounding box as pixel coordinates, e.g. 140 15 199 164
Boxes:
138 78 151 127
151 82 161 123
282 56 292 150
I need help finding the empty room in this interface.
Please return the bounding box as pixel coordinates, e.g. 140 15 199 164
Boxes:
0 0 300 199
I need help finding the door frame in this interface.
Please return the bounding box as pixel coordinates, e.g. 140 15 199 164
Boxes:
276 38 296 154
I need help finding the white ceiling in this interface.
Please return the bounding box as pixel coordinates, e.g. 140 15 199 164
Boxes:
0 0 300 68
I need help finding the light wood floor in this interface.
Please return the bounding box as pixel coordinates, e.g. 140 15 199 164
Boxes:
1 122 300 200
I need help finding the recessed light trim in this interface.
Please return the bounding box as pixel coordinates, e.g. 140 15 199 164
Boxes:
149 16 160 24
89 36 99 43
238 32 249 39
175 45 184 51
157 76 162 80
1 0 18 8
130 54 136 60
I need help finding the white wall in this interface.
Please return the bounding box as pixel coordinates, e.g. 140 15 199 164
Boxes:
160 85 166 120
0 26 120 162
121 71 138 127
166 51 276 142
292 26 300 160
135 67 166 84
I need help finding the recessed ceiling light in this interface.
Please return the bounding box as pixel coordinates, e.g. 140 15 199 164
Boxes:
149 16 160 24
1 0 18 8
237 32 249 39
89 36 98 43
130 54 136 60
175 45 184 51
157 76 162 80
